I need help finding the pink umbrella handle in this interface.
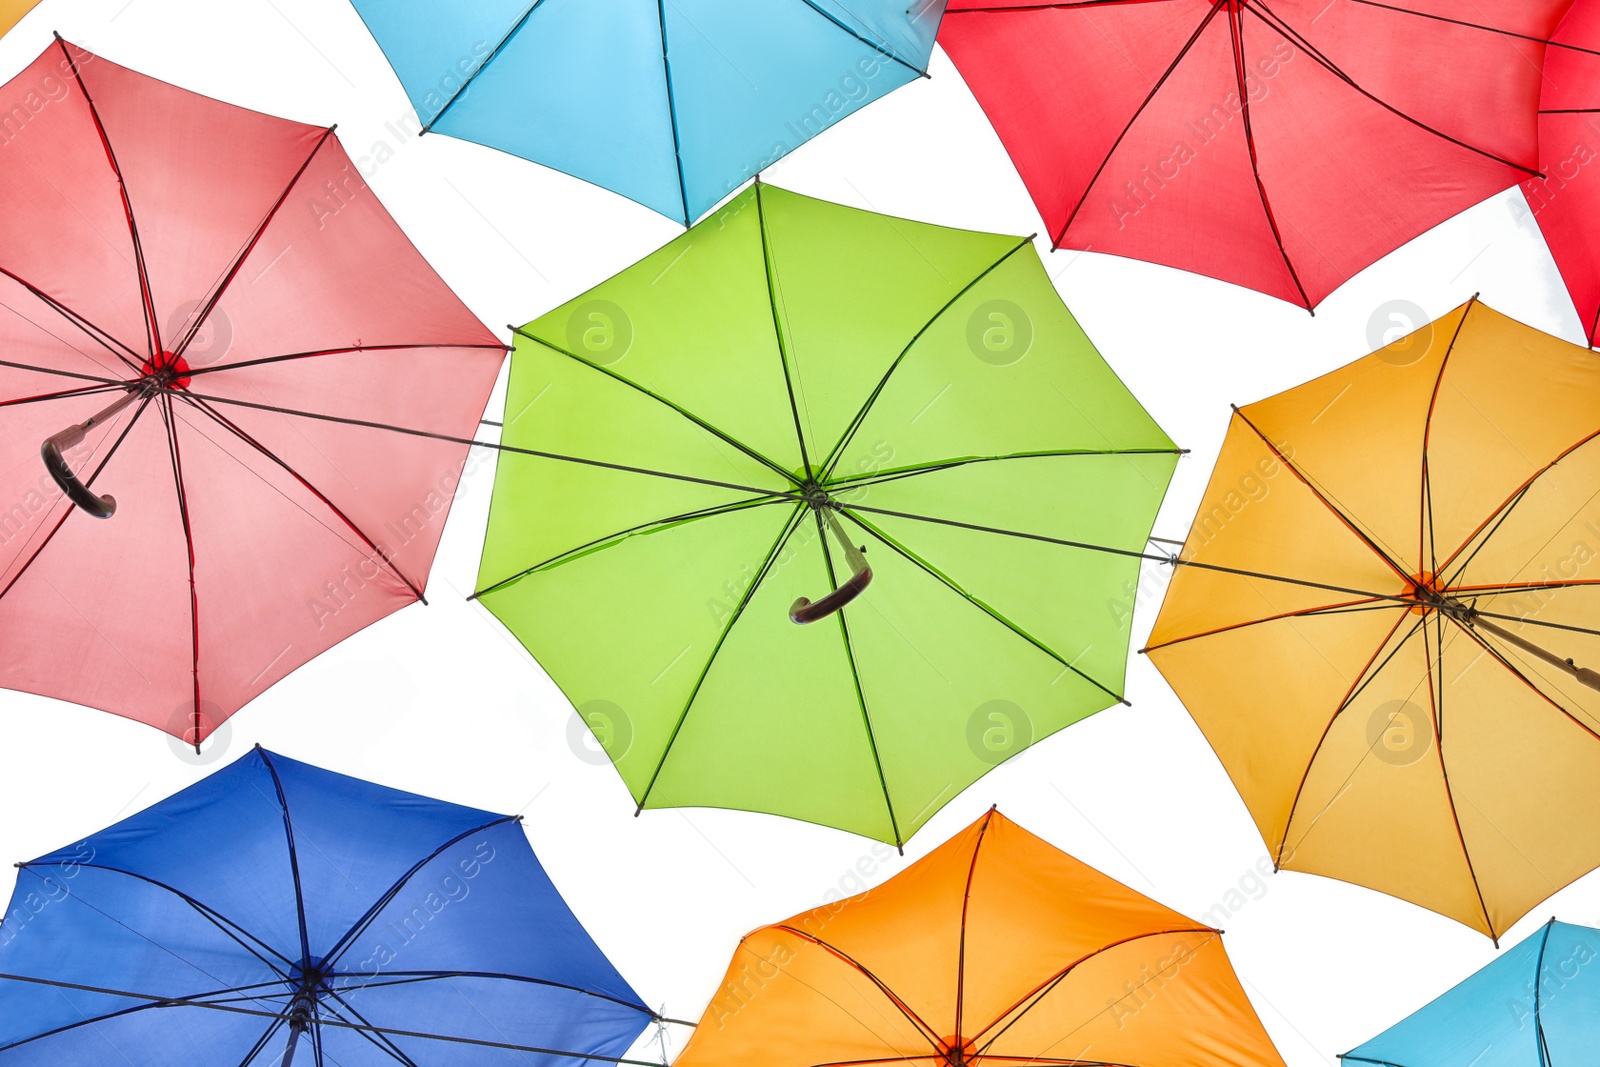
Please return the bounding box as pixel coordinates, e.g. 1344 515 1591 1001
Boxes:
41 390 139 519
790 511 872 625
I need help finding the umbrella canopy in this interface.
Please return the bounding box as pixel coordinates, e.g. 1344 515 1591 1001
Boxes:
346 0 947 225
0 41 506 743
675 808 1286 1067
1147 299 1600 941
0 747 660 1065
939 0 1566 309
1344 919 1600 1067
1525 0 1600 346
474 182 1179 848
0 0 38 38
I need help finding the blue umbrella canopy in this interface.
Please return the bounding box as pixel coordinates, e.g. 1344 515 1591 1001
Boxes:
0 748 659 1065
1344 920 1600 1067
346 0 947 224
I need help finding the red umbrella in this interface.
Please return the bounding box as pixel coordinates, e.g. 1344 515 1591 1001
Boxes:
940 0 1569 309
0 39 506 743
1526 0 1600 345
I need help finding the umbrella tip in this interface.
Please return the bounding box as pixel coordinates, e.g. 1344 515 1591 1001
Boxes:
1120 698 1133 707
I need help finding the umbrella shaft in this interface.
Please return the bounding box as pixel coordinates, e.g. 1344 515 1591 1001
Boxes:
1472 615 1600 694
280 1024 303 1067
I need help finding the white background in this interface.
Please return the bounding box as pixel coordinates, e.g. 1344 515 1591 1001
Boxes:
1 1 1596 1063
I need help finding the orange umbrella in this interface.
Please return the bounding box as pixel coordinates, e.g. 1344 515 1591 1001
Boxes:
1 1 38 37
676 809 1285 1067
1148 298 1600 943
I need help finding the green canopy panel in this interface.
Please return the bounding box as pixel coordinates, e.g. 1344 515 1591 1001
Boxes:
476 183 1178 846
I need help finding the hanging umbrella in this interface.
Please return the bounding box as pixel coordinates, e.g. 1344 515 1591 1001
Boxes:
472 182 1180 848
0 40 506 744
0 747 675 1065
674 808 1286 1067
938 0 1567 309
1524 1 1600 346
1146 298 1600 942
0 1 38 38
346 0 948 225
1343 919 1600 1067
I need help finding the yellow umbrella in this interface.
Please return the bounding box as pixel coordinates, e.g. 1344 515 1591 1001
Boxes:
1 1 39 38
1148 299 1600 943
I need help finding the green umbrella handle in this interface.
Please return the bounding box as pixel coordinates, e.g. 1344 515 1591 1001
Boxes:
791 511 872 625
1471 614 1600 693
41 389 140 520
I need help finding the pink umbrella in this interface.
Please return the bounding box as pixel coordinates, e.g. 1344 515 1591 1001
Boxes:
0 39 506 743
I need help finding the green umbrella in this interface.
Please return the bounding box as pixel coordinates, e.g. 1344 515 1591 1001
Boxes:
475 183 1178 847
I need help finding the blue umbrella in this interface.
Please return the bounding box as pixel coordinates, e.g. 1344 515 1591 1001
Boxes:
346 0 946 224
1343 919 1600 1067
0 748 673 1065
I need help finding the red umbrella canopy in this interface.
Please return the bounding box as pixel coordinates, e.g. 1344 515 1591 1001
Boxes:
1525 0 1600 345
0 40 506 743
940 0 1568 309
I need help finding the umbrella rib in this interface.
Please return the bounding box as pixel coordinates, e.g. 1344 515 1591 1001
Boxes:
56 34 162 359
1229 406 1412 580
1534 919 1556 1067
772 925 943 1048
473 495 797 600
180 387 789 498
826 448 1186 491
633 505 809 812
1245 0 1542 178
820 236 1037 479
0 382 127 410
0 394 152 609
1275 611 1426 867
178 394 428 602
511 327 802 486
317 989 421 1067
1 971 665 1066
0 975 289 1054
1418 304 1475 578
1051 3 1224 249
183 342 512 380
1226 6 1313 309
655 0 692 224
0 356 124 387
969 928 1219 1053
419 0 549 135
755 178 814 477
0 267 143 372
815 509 904 849
1347 0 1600 57
257 750 314 967
170 128 337 360
793 0 931 78
331 971 660 1015
236 1015 291 1067
1437 426 1600 584
839 509 1128 705
1449 619 1600 744
22 861 295 976
954 809 998 1044
1141 597 1393 655
1423 615 1498 941
322 816 520 966
157 394 204 751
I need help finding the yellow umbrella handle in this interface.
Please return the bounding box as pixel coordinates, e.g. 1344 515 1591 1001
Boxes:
790 510 872 625
1471 614 1600 694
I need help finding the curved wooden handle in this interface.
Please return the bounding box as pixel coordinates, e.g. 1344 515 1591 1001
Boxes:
791 511 872 624
790 564 873 624
42 432 116 519
40 390 140 519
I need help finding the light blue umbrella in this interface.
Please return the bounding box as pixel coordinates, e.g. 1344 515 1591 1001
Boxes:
1343 920 1600 1067
346 0 947 223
